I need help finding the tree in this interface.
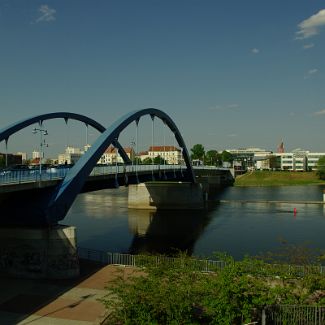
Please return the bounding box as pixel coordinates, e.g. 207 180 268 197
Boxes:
317 156 325 180
45 158 53 165
132 157 142 165
205 150 220 166
142 157 152 164
190 144 205 161
153 155 167 165
24 159 32 166
221 150 233 163
0 156 5 168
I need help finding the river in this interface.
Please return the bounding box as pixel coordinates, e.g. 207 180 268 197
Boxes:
64 185 325 259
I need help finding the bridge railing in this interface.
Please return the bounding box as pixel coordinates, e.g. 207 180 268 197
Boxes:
0 164 226 186
77 247 325 278
89 164 185 176
77 247 226 272
0 168 69 185
0 164 188 185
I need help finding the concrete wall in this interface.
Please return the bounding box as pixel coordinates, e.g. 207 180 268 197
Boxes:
0 225 79 279
128 182 205 210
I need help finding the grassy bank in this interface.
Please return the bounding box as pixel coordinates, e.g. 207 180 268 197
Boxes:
235 170 325 186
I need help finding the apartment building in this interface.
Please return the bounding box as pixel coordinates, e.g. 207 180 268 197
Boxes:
276 150 307 171
147 146 182 164
275 150 325 171
99 146 135 164
307 153 325 170
58 146 82 165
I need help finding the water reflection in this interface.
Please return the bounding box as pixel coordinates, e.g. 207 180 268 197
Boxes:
78 187 128 219
64 185 325 259
217 184 325 202
127 209 214 255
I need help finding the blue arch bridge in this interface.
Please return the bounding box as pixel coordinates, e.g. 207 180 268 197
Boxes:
0 108 233 278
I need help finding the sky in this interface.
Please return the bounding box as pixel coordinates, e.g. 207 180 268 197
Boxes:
0 0 325 157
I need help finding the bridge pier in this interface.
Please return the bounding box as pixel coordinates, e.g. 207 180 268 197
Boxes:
128 182 206 210
196 176 222 199
0 225 79 279
196 173 234 198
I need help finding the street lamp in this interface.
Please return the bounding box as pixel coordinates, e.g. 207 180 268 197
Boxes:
130 140 136 171
32 127 48 179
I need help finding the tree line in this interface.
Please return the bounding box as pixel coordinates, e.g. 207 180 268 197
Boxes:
190 144 233 166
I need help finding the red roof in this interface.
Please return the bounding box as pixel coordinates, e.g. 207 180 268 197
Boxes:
104 146 134 154
123 147 134 154
30 158 40 165
149 146 180 152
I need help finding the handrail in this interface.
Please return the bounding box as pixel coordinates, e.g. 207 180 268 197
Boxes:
0 164 190 185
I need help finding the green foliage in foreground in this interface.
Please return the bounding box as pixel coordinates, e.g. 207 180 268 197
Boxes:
235 170 325 186
102 251 325 324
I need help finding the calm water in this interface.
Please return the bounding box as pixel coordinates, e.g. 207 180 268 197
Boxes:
64 185 325 259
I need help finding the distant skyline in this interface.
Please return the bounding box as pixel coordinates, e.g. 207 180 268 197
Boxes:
1 0 325 156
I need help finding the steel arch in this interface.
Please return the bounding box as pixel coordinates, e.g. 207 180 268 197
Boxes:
0 112 131 164
47 108 195 224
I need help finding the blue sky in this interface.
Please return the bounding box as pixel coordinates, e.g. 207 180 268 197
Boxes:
0 0 325 157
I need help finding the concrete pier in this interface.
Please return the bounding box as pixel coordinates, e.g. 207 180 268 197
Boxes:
128 182 205 210
0 225 79 279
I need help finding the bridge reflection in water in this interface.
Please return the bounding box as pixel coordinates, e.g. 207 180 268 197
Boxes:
128 208 215 255
64 187 219 257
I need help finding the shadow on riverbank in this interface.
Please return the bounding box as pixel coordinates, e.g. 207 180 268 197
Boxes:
0 259 118 324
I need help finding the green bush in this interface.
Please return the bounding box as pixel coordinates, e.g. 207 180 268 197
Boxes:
102 252 325 324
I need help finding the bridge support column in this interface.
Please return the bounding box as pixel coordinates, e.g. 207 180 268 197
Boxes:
128 182 206 210
0 225 79 279
196 176 220 199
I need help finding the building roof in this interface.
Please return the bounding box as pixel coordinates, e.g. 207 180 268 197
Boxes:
149 146 180 152
30 158 40 165
123 147 134 154
104 145 134 154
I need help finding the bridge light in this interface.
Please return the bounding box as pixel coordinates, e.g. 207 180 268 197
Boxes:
32 127 48 181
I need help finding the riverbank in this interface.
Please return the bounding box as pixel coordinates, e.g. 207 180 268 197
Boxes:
235 170 325 186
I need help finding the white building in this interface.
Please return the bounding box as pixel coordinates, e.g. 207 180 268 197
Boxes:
226 147 325 171
147 146 182 164
227 147 273 170
307 153 325 170
16 152 27 162
227 147 273 157
277 150 307 171
32 151 40 159
275 150 325 171
58 146 82 165
99 146 135 165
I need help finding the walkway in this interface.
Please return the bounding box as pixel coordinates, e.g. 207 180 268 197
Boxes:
0 260 134 325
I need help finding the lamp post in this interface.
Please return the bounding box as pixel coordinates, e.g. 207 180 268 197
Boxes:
130 140 135 172
32 127 48 180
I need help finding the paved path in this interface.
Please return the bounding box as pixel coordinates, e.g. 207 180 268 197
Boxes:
0 261 134 325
